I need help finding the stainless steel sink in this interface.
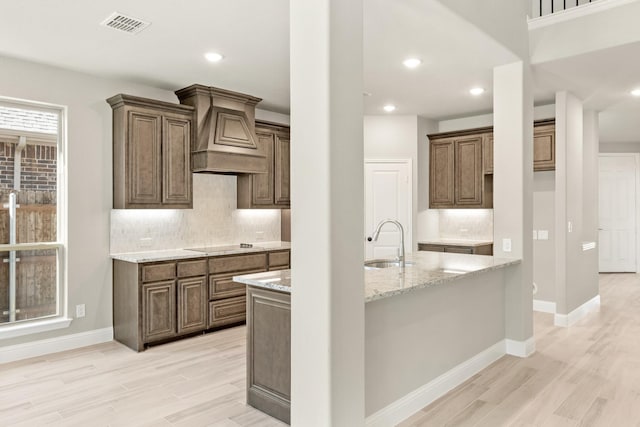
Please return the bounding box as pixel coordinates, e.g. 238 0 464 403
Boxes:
364 259 414 269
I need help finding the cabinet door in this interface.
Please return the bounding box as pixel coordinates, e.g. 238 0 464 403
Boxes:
429 140 455 207
209 296 247 328
483 134 493 175
274 133 290 206
163 114 192 206
142 280 176 343
534 125 555 171
252 132 276 206
177 276 207 334
455 137 483 206
128 110 162 205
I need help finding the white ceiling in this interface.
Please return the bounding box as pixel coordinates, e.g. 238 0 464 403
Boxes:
0 0 638 141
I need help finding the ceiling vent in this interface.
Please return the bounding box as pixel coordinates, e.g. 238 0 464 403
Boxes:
101 12 150 35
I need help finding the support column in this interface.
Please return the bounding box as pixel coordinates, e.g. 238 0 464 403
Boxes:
290 1 365 425
493 61 534 353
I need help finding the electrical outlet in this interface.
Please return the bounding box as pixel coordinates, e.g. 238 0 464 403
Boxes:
139 237 153 248
76 304 86 318
568 221 573 233
255 231 265 241
538 230 549 240
502 238 512 253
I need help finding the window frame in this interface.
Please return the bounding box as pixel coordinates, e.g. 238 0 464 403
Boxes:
0 96 69 339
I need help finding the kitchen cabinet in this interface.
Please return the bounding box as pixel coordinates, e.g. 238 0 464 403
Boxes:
418 242 493 255
246 285 291 424
108 94 194 209
237 121 290 209
533 120 555 171
113 249 290 351
429 134 491 209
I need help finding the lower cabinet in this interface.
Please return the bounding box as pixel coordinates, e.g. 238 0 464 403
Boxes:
113 249 290 352
246 286 291 424
418 242 493 255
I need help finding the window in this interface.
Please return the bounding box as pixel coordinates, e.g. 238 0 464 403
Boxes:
0 97 67 335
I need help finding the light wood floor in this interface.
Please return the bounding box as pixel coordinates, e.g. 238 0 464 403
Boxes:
399 273 640 427
2 274 637 426
0 325 286 426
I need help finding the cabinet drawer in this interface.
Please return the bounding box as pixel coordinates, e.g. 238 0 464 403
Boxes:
177 259 207 278
141 262 176 283
209 296 246 328
268 251 290 269
209 271 262 300
209 253 268 274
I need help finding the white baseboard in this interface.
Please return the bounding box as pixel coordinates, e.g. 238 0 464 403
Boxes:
533 299 556 314
505 337 536 358
0 327 113 364
365 341 506 427
554 295 601 327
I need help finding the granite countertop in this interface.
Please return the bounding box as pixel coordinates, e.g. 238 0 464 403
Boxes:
233 251 520 303
418 238 493 247
111 241 291 263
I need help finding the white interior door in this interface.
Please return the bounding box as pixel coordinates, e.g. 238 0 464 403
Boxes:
599 154 637 272
364 160 412 260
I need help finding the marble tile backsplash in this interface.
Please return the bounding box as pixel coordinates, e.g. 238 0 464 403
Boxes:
111 174 281 253
438 209 493 240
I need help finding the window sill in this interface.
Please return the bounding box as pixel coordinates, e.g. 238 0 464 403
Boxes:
0 317 73 340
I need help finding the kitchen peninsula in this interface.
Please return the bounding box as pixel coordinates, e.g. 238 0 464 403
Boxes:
234 251 521 423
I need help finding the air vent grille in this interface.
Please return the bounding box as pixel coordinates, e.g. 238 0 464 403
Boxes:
101 12 150 34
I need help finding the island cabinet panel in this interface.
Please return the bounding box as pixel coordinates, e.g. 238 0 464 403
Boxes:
246 287 291 424
237 122 291 209
108 94 194 209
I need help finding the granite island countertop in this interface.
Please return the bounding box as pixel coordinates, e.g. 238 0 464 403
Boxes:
111 241 291 263
233 251 520 302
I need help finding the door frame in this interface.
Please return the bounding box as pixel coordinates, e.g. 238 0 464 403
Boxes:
598 152 640 272
364 158 414 254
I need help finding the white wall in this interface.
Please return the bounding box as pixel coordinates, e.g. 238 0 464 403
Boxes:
417 116 439 241
0 55 281 347
533 171 556 302
438 104 555 132
600 142 640 153
364 115 425 250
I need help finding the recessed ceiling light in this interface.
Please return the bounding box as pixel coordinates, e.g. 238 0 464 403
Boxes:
204 52 224 63
631 88 640 97
469 87 485 96
383 104 396 112
403 58 422 69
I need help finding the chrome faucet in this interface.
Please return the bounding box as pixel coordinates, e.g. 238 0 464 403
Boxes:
368 219 406 269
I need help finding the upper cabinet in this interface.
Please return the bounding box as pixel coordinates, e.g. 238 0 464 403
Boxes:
532 120 555 171
237 121 291 209
108 94 194 209
429 134 492 209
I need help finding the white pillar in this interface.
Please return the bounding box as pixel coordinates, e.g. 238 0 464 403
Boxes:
493 61 534 348
290 0 365 425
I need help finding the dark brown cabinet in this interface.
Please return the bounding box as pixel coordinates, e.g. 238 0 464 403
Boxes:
533 121 555 171
113 249 290 351
429 135 490 209
237 122 291 209
418 242 493 255
108 94 194 209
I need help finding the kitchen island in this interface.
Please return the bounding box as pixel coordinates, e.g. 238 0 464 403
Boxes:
234 251 522 424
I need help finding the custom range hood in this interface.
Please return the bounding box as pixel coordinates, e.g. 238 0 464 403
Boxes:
175 84 267 174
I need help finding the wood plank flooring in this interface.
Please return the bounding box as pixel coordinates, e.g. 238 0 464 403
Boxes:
1 273 638 426
399 273 640 427
0 326 285 426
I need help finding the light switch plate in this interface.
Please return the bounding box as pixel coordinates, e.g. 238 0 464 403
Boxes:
76 304 85 318
502 238 512 252
538 230 549 240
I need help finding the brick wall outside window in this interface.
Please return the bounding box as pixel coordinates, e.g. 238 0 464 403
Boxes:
0 139 57 195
